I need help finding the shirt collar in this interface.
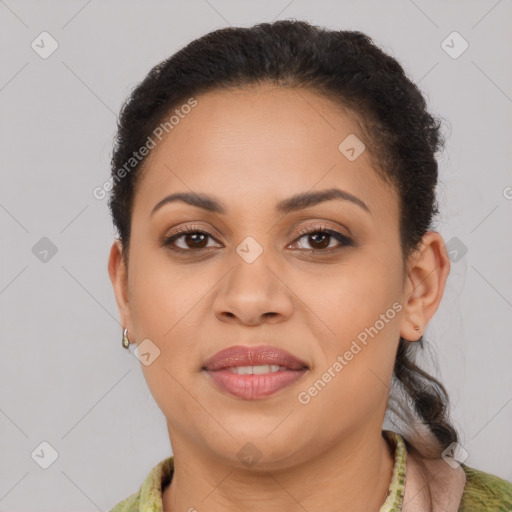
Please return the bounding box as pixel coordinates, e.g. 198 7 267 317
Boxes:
380 430 407 511
135 430 449 512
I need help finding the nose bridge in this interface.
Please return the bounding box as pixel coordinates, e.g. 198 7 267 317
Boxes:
230 235 278 296
213 235 292 323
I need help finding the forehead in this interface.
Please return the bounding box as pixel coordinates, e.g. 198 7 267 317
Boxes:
132 85 398 221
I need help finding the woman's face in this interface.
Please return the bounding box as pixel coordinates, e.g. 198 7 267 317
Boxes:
109 84 432 468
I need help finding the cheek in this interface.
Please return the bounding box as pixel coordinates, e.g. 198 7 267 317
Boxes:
300 248 402 331
295 292 400 437
130 259 205 418
129 245 198 331
127 259 209 394
297 250 402 393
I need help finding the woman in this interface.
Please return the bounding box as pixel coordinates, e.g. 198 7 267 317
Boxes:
107 19 512 512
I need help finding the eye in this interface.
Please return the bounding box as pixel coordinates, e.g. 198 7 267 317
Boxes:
161 226 221 252
161 224 353 254
289 226 353 253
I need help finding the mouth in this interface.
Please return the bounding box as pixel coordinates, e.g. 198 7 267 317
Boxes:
202 344 309 400
203 344 309 371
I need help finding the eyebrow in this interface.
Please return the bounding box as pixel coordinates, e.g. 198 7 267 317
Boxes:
150 188 371 217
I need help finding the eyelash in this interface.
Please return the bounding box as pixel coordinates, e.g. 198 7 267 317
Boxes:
161 225 353 255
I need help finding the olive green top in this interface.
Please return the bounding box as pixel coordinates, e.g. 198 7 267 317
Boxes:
109 430 512 512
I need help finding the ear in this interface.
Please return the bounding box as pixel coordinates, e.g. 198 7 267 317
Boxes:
108 239 133 335
399 231 450 342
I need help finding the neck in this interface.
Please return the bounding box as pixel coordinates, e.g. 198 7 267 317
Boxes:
162 427 395 512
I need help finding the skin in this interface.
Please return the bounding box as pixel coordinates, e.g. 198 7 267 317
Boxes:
108 84 450 512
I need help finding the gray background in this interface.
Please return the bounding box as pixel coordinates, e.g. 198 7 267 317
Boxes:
1 0 511 510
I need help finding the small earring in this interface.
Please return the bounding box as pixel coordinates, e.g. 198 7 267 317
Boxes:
122 328 130 349
414 325 423 340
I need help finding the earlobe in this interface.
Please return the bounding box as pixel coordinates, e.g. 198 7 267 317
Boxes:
399 231 450 342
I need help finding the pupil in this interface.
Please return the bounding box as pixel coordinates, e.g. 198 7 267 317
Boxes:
310 233 329 249
183 233 332 250
188 233 207 248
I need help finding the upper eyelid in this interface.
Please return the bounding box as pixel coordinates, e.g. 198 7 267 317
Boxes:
168 222 347 235
295 222 348 236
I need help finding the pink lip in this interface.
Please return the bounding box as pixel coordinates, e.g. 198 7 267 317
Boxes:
205 369 308 400
203 345 309 400
203 344 308 371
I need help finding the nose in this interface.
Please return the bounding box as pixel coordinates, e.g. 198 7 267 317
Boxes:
213 255 293 326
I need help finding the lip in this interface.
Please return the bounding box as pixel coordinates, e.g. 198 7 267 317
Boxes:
202 344 309 400
203 344 309 371
205 369 308 400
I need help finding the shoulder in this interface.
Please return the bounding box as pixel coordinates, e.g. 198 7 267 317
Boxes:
109 491 140 512
459 463 512 511
108 455 174 512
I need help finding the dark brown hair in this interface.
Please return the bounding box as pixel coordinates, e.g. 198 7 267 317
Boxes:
108 19 457 458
